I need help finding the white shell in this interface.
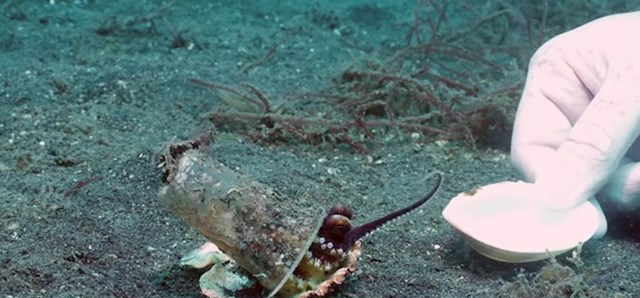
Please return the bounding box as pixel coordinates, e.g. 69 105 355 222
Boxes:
442 181 602 263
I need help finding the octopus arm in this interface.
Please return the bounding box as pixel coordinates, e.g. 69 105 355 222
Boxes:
342 172 442 249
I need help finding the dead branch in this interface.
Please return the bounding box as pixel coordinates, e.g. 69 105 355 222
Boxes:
241 43 280 75
205 111 456 153
193 2 523 152
188 78 270 113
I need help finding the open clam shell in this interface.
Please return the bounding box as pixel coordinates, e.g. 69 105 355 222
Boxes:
442 181 602 263
159 149 324 295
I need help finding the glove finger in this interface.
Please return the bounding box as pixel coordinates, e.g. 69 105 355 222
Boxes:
600 160 640 211
536 67 640 209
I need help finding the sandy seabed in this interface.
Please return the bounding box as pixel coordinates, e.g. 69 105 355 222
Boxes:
1 1 639 297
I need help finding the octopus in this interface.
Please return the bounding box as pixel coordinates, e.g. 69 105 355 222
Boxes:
180 172 443 298
159 137 442 298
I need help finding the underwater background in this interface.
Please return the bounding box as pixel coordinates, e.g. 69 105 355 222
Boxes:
1 0 639 297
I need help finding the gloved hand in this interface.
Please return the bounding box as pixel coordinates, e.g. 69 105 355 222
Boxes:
511 12 640 214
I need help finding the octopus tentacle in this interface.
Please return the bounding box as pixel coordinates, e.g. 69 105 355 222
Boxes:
312 172 442 256
341 172 442 249
296 172 442 284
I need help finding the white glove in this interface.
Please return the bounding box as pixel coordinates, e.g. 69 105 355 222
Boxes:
511 12 640 212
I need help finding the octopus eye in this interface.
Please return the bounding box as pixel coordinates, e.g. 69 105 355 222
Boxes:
331 216 351 233
320 214 352 242
327 204 353 219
